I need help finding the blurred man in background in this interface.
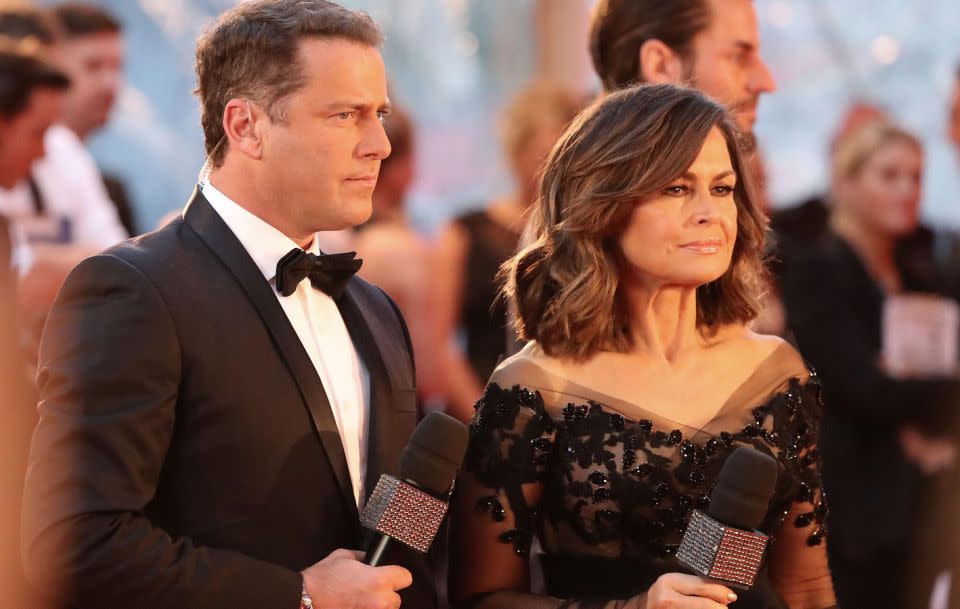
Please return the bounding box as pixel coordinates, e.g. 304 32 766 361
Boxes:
50 2 136 235
588 0 775 137
0 5 128 364
0 36 69 609
0 5 127 253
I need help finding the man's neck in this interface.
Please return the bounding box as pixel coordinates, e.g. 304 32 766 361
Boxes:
63 118 92 143
207 166 314 249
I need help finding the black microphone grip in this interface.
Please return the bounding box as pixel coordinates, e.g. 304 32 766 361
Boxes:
364 535 391 567
676 446 779 589
359 412 469 566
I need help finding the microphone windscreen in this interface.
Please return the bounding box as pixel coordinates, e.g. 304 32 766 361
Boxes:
708 446 778 531
362 475 449 553
398 411 469 497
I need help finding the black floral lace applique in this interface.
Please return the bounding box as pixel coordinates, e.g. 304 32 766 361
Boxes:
463 369 828 558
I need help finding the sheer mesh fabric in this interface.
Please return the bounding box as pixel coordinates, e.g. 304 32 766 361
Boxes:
449 343 834 609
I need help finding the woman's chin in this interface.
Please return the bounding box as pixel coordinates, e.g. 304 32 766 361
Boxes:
677 266 730 288
660 274 726 291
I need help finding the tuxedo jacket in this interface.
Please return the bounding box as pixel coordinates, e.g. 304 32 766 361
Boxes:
21 191 436 608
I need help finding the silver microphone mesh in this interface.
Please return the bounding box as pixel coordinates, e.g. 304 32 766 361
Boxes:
676 509 769 587
360 474 449 553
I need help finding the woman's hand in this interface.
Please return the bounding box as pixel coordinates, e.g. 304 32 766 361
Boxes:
636 573 738 608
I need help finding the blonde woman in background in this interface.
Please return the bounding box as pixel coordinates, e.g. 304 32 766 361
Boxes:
783 119 960 609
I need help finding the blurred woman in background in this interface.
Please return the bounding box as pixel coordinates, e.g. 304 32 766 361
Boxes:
354 107 442 402
783 119 960 609
434 81 582 421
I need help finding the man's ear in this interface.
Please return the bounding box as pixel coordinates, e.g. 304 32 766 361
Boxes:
638 38 684 84
221 98 264 160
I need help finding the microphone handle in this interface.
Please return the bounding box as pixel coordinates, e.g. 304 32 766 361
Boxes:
363 534 391 566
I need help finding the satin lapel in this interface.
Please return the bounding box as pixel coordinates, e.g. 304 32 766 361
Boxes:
337 282 413 503
183 190 359 523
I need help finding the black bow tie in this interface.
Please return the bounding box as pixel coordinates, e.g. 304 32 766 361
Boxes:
275 248 362 299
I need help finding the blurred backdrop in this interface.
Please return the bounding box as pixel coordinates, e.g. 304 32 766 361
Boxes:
33 0 960 235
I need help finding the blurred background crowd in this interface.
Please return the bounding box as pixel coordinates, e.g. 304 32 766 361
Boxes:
4 1 960 608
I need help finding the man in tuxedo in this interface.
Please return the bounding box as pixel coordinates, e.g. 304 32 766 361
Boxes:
21 2 433 609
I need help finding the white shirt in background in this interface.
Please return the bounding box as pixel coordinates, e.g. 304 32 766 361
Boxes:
0 124 128 250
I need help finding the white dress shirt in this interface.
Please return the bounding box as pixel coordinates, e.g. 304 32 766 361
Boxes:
199 179 370 507
0 125 128 249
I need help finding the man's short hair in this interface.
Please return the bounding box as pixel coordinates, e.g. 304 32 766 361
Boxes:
194 0 383 168
0 6 59 45
52 3 122 38
0 37 70 118
588 0 712 92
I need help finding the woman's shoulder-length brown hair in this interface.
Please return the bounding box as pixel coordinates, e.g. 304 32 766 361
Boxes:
500 83 768 361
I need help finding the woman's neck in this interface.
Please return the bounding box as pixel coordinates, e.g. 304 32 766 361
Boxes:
831 211 901 292
622 279 706 363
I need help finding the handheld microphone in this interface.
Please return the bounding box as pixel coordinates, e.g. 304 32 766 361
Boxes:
676 446 778 589
361 411 469 566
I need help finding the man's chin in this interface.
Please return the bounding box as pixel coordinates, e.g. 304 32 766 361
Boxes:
737 115 754 133
342 199 373 228
734 127 758 154
728 100 758 134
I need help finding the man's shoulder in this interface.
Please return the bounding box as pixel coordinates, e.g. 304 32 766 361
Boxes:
92 215 212 289
104 216 187 261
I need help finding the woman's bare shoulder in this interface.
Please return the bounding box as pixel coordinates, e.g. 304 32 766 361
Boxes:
711 325 807 379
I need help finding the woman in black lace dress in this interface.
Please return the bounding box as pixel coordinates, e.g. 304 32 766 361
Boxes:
449 84 836 609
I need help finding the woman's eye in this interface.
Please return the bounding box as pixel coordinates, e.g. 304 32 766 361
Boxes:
665 185 689 196
712 185 734 196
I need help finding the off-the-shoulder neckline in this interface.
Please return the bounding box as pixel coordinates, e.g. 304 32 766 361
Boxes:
489 342 814 434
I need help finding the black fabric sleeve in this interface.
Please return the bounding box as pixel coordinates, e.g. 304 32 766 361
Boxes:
783 249 960 432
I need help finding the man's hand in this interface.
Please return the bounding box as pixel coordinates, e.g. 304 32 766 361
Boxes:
301 549 413 609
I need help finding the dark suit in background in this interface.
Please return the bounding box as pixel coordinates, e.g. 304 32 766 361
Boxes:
21 192 436 609
102 172 138 236
782 231 960 609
